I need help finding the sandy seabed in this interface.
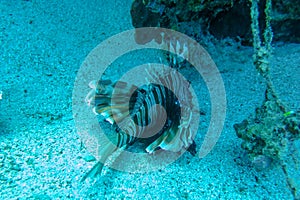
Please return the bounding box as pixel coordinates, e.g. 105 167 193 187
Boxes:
0 0 299 199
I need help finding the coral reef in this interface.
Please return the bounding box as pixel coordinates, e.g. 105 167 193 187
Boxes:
234 85 300 162
130 0 300 44
234 81 300 199
234 0 300 198
234 0 300 164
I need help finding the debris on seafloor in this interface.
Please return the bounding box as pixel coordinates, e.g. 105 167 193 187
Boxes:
234 0 300 198
234 84 300 199
234 84 300 164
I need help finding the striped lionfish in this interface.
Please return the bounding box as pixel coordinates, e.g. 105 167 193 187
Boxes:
82 45 198 182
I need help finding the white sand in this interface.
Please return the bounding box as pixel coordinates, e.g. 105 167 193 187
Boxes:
0 0 299 199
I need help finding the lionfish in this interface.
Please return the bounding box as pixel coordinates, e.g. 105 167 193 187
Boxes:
82 44 198 182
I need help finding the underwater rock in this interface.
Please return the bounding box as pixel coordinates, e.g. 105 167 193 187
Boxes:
130 0 160 28
130 0 300 44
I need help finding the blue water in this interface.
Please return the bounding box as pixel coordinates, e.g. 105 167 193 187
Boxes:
0 1 299 199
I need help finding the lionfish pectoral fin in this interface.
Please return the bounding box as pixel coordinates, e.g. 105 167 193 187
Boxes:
145 133 168 153
81 161 104 182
